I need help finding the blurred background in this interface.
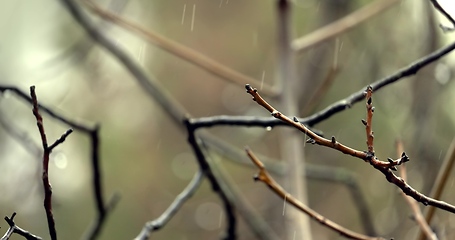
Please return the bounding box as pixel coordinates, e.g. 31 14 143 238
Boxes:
1 0 455 239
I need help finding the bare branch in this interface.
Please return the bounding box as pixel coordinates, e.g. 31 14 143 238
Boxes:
185 119 236 239
80 0 279 97
430 0 455 32
1 213 42 240
245 148 384 240
0 85 116 240
292 0 400 53
245 84 455 215
30 86 74 240
416 138 455 240
303 40 455 127
396 140 438 240
135 171 203 240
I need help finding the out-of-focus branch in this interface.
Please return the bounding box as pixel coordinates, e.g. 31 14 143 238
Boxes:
199 141 280 240
245 148 384 240
301 41 341 116
276 1 311 239
415 138 455 240
303 40 455 127
185 120 236 239
1 213 43 240
30 86 73 240
0 109 41 157
80 0 279 97
246 83 455 214
0 85 118 240
292 0 400 54
396 140 438 240
430 0 455 32
135 171 203 240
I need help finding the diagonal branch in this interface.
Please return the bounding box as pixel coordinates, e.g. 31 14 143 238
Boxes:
80 0 279 97
396 140 438 240
292 0 400 54
1 213 43 240
245 148 384 240
430 0 455 32
303 40 455 127
245 83 455 215
30 86 73 240
134 170 203 240
0 85 118 240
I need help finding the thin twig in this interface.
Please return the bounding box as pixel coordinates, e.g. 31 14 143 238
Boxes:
245 148 384 240
200 141 280 240
30 86 73 240
80 0 279 97
396 140 438 240
1 213 43 240
245 84 455 215
292 0 400 53
430 0 455 32
0 85 116 240
303 40 455 127
135 170 204 240
364 86 375 154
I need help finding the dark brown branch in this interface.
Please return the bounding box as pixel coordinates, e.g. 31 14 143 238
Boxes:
31 86 74 240
303 40 455 127
430 0 455 32
1 213 42 240
245 148 384 240
0 85 117 240
246 84 455 215
135 171 203 240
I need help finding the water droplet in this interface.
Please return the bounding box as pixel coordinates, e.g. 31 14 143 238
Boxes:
265 126 272 131
53 152 68 169
195 202 221 231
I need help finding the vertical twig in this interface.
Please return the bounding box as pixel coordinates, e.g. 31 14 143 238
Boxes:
30 86 73 240
276 1 311 239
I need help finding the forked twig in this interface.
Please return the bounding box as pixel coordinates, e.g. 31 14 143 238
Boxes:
245 148 384 240
1 213 42 240
430 0 455 32
135 171 203 240
245 84 455 214
396 140 437 240
0 85 118 240
30 86 74 240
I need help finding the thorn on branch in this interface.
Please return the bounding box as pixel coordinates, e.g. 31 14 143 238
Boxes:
361 119 367 126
